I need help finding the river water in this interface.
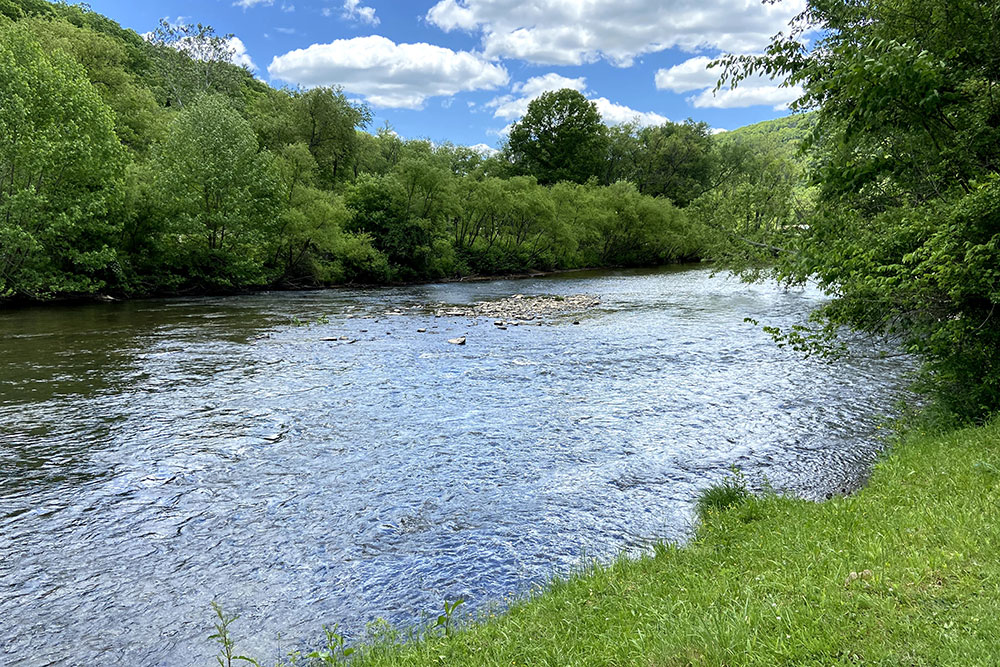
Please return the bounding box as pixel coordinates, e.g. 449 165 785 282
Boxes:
0 266 910 665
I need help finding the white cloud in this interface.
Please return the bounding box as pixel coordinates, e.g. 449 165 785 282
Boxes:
654 56 719 93
227 37 257 71
469 143 498 156
655 55 802 110
689 82 803 110
343 0 379 25
591 97 668 126
268 35 509 108
426 0 806 66
487 73 586 119
234 0 272 8
487 73 666 127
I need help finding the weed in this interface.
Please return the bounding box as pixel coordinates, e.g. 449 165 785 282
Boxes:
434 598 465 638
695 466 750 520
209 602 261 667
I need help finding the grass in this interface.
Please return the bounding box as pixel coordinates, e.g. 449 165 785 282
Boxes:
347 421 1000 666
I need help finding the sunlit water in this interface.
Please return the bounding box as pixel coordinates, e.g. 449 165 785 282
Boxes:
0 266 911 665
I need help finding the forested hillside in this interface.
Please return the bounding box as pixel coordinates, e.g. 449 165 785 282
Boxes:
0 0 809 300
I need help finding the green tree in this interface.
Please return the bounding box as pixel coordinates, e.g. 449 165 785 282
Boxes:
718 0 1000 419
26 16 162 153
505 89 609 185
146 20 250 108
631 121 714 206
0 23 126 298
295 87 372 187
154 95 279 288
270 143 387 284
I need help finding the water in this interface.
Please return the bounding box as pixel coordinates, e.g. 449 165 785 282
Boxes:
0 266 910 665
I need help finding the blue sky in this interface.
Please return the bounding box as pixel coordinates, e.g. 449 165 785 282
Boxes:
85 0 804 149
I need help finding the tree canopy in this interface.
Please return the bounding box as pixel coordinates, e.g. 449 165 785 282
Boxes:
717 0 1000 420
504 89 609 185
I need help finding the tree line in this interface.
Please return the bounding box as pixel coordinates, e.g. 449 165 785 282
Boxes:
0 0 803 300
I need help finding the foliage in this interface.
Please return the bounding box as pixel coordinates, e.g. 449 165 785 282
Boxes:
146 19 251 109
153 95 279 288
713 0 1000 420
0 1 721 300
695 467 751 520
209 602 261 667
504 89 609 185
25 15 162 152
0 22 126 298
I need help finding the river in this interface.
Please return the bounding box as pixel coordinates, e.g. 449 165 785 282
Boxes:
0 266 910 665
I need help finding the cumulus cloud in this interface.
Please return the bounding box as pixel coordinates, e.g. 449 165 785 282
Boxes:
487 73 667 127
655 55 802 110
342 0 379 25
267 36 509 108
654 56 719 93
234 0 272 8
227 37 258 71
426 0 805 66
689 82 803 110
591 97 668 126
487 73 586 119
469 143 499 156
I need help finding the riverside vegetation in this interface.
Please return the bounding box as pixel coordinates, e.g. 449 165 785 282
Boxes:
0 0 806 301
4 0 1000 663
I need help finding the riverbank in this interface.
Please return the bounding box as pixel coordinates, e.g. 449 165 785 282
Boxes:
0 263 692 309
348 420 1000 665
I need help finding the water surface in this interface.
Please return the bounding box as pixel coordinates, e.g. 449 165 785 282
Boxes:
0 267 909 665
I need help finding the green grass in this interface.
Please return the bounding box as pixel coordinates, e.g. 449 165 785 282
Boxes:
350 422 1000 666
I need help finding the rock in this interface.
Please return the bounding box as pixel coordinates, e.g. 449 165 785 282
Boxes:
433 293 600 323
320 337 339 341
448 337 467 345
497 326 507 330
417 328 427 333
573 321 581 325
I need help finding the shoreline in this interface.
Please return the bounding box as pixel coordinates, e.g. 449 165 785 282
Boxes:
218 417 1000 665
0 261 707 310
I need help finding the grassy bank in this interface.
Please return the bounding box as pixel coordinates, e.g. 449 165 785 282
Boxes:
346 422 1000 666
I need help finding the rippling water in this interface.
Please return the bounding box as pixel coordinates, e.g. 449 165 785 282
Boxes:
0 266 910 665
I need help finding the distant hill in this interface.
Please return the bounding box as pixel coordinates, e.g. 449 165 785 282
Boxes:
725 113 816 160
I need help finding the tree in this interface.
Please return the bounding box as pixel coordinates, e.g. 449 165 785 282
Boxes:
294 87 372 187
631 121 714 206
146 20 250 108
718 0 1000 419
505 89 609 185
154 95 279 287
25 16 162 153
0 23 126 298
